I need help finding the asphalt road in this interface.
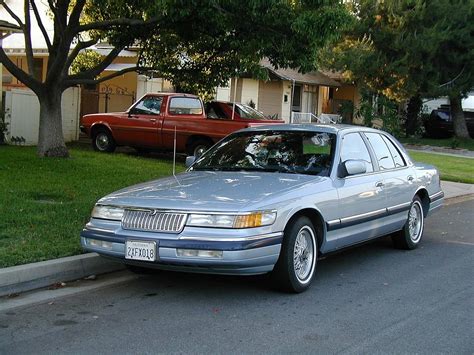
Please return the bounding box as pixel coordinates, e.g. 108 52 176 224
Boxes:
1 200 473 354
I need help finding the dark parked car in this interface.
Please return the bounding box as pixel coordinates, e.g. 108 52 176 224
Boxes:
424 109 474 138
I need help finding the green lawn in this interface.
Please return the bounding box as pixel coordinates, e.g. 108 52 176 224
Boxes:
399 137 474 151
0 145 184 268
409 151 474 184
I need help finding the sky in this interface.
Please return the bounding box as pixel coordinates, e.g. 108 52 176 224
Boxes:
1 0 54 49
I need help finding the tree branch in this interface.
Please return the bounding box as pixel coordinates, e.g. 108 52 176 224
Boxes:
77 17 159 33
68 0 86 28
65 66 149 86
0 0 24 27
67 46 124 80
0 47 41 93
23 0 35 77
30 0 52 51
63 39 98 73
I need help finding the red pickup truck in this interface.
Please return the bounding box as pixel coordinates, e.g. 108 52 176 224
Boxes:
80 93 284 156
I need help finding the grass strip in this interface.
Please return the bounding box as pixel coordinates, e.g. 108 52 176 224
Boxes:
409 151 474 184
0 145 183 268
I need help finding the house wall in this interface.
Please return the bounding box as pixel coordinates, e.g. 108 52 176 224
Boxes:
3 54 48 88
229 78 243 103
97 56 138 113
281 80 292 122
240 79 259 107
215 80 231 101
333 84 361 110
258 80 283 120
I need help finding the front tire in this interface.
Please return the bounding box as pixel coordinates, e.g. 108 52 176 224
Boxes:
271 216 318 293
392 196 424 250
92 129 116 153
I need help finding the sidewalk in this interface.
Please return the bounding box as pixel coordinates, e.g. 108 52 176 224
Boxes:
441 180 474 199
405 144 474 159
1 180 473 298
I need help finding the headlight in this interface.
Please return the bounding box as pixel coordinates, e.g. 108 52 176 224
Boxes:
186 211 276 228
91 205 124 221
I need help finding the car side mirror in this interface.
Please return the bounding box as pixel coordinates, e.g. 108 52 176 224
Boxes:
342 160 366 177
185 156 196 168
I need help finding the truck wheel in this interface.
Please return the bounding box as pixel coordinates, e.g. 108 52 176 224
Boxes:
93 129 116 153
271 216 318 293
392 196 424 250
188 139 212 157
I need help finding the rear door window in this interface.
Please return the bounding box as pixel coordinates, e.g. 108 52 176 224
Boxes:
169 97 203 115
381 135 406 168
364 133 396 170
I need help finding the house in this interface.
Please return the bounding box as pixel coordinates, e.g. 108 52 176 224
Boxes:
216 59 342 123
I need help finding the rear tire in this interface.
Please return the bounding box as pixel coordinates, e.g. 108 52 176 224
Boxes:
392 196 424 250
92 129 116 153
271 216 318 293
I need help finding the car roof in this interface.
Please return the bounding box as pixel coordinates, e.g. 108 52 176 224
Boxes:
146 92 199 98
239 123 386 135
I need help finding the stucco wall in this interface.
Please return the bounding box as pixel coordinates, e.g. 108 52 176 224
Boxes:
240 79 259 107
258 80 283 120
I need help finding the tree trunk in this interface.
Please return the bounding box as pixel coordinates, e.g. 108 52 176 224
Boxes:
450 94 470 139
37 88 69 157
405 94 422 137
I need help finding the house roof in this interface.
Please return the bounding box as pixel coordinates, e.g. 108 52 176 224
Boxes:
87 43 137 57
260 59 340 87
104 63 136 72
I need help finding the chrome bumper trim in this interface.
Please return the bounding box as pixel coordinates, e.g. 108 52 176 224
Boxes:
178 231 283 242
429 191 444 202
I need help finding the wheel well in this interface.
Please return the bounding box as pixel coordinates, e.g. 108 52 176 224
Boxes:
91 124 112 138
416 189 430 217
186 135 214 152
285 209 324 251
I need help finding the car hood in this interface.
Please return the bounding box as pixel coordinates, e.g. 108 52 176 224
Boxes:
98 171 328 212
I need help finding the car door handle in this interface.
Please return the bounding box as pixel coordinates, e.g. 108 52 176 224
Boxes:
375 181 384 188
150 118 157 122
407 175 414 182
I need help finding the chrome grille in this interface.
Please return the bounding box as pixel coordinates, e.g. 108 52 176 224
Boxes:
122 210 187 233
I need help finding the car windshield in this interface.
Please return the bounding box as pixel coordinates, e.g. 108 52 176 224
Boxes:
191 131 336 176
227 103 271 120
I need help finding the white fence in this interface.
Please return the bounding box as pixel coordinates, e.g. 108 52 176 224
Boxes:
4 87 81 145
291 112 342 124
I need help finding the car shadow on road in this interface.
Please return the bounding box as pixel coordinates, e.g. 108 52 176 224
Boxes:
129 236 398 295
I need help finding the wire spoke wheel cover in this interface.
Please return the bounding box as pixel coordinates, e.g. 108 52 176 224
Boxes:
408 201 423 243
293 226 316 283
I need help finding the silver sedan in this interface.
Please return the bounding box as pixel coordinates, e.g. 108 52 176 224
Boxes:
81 125 444 292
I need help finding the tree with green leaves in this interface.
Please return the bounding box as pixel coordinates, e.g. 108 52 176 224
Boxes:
0 0 350 157
322 0 474 138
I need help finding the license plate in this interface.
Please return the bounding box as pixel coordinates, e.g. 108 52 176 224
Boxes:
125 240 157 262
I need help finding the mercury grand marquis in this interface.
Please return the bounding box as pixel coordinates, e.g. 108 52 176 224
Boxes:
81 124 444 292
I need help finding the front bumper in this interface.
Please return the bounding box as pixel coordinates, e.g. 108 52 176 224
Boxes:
80 221 283 275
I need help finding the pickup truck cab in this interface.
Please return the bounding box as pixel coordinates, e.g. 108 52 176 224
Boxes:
80 93 284 156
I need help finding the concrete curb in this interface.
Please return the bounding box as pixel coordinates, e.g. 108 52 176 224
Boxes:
0 253 124 297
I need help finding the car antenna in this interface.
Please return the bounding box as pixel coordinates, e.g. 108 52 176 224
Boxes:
173 126 181 186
